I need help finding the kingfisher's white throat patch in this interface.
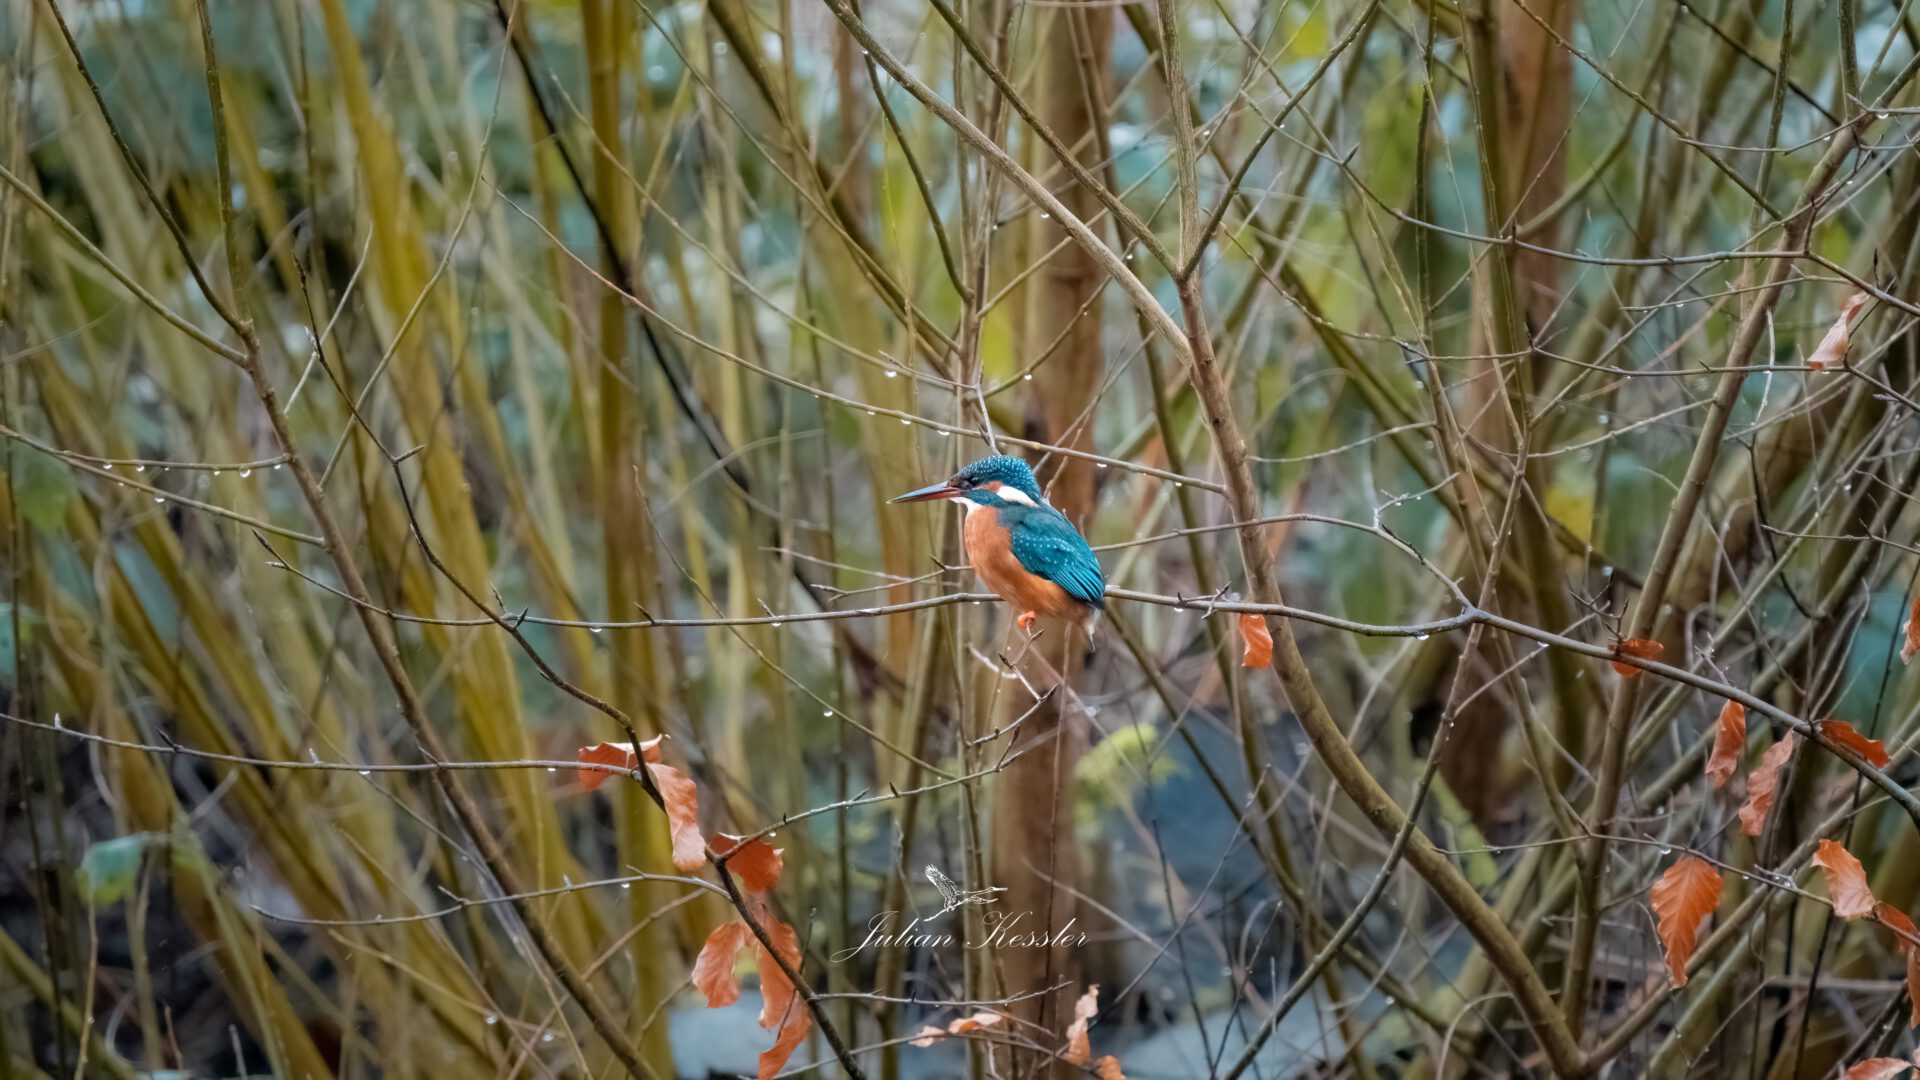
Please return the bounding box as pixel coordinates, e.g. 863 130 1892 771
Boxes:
986 481 1038 507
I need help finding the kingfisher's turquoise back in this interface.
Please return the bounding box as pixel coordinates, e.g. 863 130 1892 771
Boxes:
996 503 1106 609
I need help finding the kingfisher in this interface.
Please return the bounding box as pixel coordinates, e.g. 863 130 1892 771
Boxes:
891 455 1106 633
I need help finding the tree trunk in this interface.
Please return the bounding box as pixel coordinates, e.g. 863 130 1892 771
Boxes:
990 2 1110 1070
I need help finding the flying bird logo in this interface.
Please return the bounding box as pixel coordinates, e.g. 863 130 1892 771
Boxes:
925 865 1007 915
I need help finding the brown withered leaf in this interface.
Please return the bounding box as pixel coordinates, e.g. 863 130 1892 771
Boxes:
1739 736 1796 837
1818 719 1893 769
575 734 667 791
1878 903 1920 948
635 733 666 763
646 758 706 871
1651 855 1723 987
1904 945 1920 1030
1909 948 1920 1030
1611 637 1664 677
907 1011 1004 1047
691 920 754 1007
1808 292 1870 370
1874 903 1920 1028
1843 1060 1912 1080
576 742 636 792
760 1013 809 1080
1063 984 1100 1065
756 918 802 1030
949 1012 1003 1037
1239 614 1273 669
1813 838 1877 920
1706 701 1746 790
755 917 810 1080
711 832 784 893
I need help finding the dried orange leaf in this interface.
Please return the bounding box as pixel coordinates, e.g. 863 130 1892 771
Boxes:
1706 701 1746 789
1844 1060 1912 1080
950 1012 1004 1036
1738 736 1796 837
1093 1056 1128 1080
1611 637 1664 677
646 760 706 871
755 918 803 1032
692 920 754 1007
1817 719 1892 769
635 733 666 763
759 1010 810 1080
1239 613 1273 669
575 734 667 791
1808 292 1870 370
1878 902 1920 949
1650 855 1723 987
1875 902 1920 1025
1813 838 1877 920
1063 984 1099 1065
590 735 702 869
906 1011 1004 1048
576 742 637 792
711 833 785 893
1910 946 1920 1029
1902 595 1920 665
754 917 811 1080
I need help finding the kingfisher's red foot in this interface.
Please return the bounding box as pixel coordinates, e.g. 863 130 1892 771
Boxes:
1017 611 1038 632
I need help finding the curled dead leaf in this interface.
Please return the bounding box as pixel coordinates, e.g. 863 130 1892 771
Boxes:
1843 1060 1912 1080
905 1011 1004 1048
1063 984 1100 1065
1818 719 1893 769
1909 944 1920 1030
755 917 811 1080
575 735 667 791
1738 736 1796 837
1807 292 1870 370
755 918 802 1029
692 920 754 1007
1650 855 1723 987
950 1012 1004 1037
711 832 785 893
1611 637 1664 677
1705 700 1746 790
646 759 706 872
1875 903 1920 1028
1878 902 1920 949
1813 838 1877 920
576 742 636 792
760 1013 809 1080
1239 613 1273 669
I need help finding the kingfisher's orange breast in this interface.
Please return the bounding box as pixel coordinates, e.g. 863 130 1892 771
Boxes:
964 509 1076 617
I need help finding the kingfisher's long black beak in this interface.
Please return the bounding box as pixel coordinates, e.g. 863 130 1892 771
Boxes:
890 479 961 503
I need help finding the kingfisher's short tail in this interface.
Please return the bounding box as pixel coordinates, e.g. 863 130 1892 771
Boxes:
1081 605 1103 661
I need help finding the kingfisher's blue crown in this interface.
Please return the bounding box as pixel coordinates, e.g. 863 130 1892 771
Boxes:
952 455 1045 504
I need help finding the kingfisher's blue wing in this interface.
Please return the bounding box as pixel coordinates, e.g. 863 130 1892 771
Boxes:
1003 506 1107 609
